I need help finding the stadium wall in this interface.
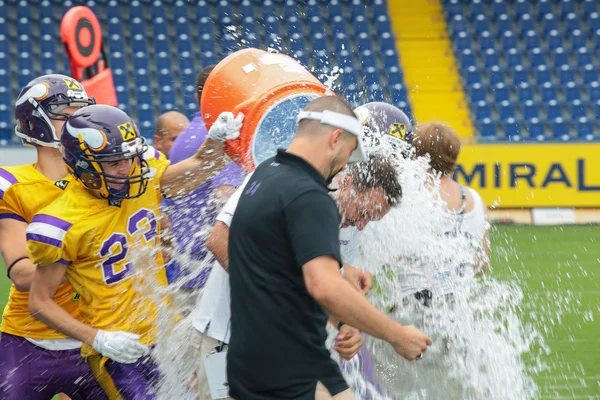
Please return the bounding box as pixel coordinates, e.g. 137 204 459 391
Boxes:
455 143 600 208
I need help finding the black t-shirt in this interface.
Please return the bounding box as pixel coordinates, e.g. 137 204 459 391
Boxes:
227 150 347 400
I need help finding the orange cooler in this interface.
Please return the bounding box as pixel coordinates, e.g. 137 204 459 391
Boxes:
201 48 331 172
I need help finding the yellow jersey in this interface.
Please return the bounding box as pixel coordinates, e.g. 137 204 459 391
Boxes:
0 164 79 339
26 148 169 345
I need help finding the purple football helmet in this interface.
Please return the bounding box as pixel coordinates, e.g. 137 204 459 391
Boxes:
354 102 413 158
14 74 95 148
61 105 153 200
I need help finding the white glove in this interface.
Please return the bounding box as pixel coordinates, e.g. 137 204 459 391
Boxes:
208 112 244 142
92 330 149 364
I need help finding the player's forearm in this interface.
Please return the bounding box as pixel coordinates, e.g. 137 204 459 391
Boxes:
161 139 228 198
29 296 97 345
312 275 398 342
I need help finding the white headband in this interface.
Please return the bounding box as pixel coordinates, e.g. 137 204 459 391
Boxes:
296 110 368 162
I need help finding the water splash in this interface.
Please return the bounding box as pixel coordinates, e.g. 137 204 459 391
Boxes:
327 140 542 400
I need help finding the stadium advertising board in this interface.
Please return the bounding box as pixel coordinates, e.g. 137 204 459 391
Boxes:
454 144 600 208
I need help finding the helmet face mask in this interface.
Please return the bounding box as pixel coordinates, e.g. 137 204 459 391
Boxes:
14 75 95 148
62 105 154 201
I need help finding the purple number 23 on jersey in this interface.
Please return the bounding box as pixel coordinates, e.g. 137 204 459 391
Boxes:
99 209 158 285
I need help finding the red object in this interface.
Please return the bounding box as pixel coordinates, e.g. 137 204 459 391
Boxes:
61 6 117 106
201 48 331 171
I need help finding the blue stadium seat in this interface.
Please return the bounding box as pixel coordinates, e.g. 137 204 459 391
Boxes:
468 83 486 102
479 31 494 51
560 0 576 17
564 82 583 102
529 48 546 68
380 32 395 52
375 15 393 35
458 49 476 68
383 50 400 70
356 32 373 52
521 100 540 122
454 31 471 50
446 0 462 17
508 49 526 67
501 31 518 51
465 66 483 85
493 83 510 103
372 0 387 19
469 0 487 16
283 0 299 18
517 14 535 33
261 0 277 20
337 50 354 70
545 100 563 120
488 65 506 86
511 65 528 85
387 68 404 86
576 118 596 141
514 0 531 17
546 30 563 49
527 121 546 141
327 0 343 20
491 0 508 17
517 83 535 102
525 29 542 51
576 47 593 66
583 0 598 14
390 85 408 106
540 84 558 102
474 101 492 121
353 16 370 35
450 15 468 35
557 65 576 84
496 14 512 33
589 11 600 31
541 14 559 34
570 29 587 49
564 13 581 34
473 15 491 35
569 99 587 120
498 100 516 121
503 121 522 142
551 118 571 141
534 65 552 85
582 64 598 84
587 81 600 101
330 15 347 34
360 50 376 68
349 0 366 20
478 120 498 140
312 32 327 52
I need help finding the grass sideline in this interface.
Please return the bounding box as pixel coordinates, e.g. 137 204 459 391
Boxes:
0 225 598 399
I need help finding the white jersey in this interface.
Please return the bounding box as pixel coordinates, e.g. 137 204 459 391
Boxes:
398 187 488 297
192 173 360 342
339 226 361 263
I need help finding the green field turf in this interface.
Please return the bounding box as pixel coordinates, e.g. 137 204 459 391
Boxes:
1 225 599 399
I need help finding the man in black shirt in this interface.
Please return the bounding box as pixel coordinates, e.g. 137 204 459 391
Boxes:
227 97 431 399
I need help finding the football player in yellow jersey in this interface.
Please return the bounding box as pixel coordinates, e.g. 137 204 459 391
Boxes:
26 104 242 400
0 75 107 399
0 74 106 400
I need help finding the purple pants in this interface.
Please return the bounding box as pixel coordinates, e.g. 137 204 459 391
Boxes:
105 355 160 400
0 333 107 400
